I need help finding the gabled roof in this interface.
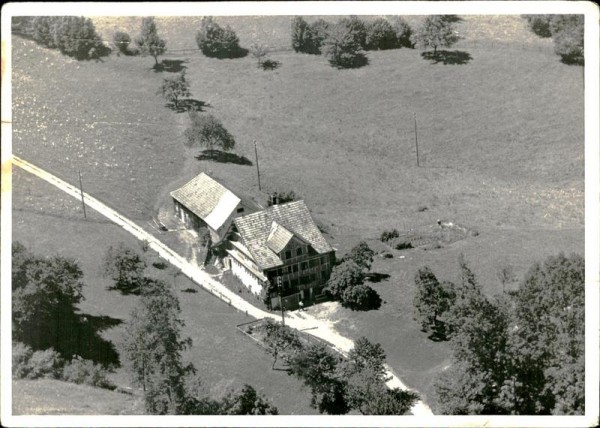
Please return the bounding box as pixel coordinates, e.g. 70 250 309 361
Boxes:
234 200 334 270
170 173 241 231
266 222 294 254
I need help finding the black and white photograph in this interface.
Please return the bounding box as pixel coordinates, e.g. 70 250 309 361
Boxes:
1 2 598 427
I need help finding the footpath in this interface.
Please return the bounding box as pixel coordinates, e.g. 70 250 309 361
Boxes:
12 155 433 416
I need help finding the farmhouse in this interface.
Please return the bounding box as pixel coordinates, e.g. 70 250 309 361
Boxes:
171 173 336 309
170 172 258 244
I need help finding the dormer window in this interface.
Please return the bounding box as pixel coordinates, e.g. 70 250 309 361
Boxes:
296 247 303 256
285 250 292 260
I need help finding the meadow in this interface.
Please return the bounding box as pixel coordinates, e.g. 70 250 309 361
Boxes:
11 14 584 413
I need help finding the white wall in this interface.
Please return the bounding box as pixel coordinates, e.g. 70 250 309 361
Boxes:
230 257 263 295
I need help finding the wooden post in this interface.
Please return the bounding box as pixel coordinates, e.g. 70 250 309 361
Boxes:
277 276 285 326
78 170 87 219
254 140 262 191
413 112 420 167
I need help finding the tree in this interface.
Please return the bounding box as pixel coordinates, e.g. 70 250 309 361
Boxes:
257 319 303 369
507 253 585 415
101 243 147 293
343 241 375 271
413 267 456 334
341 283 381 310
12 243 85 352
113 31 132 54
135 17 167 67
122 280 194 414
523 15 553 38
410 15 460 55
324 260 364 300
288 343 349 414
291 16 311 53
184 112 236 157
195 17 247 59
217 384 279 415
338 16 368 50
157 71 191 109
550 15 584 65
365 18 400 50
249 42 268 67
308 19 331 55
392 17 414 48
322 20 368 69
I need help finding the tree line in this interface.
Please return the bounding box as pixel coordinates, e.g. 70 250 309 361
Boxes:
523 14 584 65
413 253 585 415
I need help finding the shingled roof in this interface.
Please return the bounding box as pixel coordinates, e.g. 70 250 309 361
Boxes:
170 173 241 231
234 200 333 270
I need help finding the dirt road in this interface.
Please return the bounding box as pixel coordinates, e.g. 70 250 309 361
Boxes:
12 155 433 416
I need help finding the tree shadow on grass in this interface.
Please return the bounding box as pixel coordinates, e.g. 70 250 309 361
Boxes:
168 99 211 113
182 287 198 293
364 272 391 283
260 59 281 70
427 322 450 342
195 150 253 166
422 50 472 65
153 59 187 73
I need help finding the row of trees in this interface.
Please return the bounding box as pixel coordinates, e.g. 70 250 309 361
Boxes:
13 16 109 60
413 253 584 415
291 15 461 68
324 242 381 310
256 319 419 414
523 14 584 65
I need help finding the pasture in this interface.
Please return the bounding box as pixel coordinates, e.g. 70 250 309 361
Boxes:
11 14 584 413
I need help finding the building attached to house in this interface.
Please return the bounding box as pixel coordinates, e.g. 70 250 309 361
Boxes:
170 173 336 310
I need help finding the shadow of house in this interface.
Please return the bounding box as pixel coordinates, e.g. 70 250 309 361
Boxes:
153 59 187 72
195 150 253 166
422 50 472 65
168 99 211 113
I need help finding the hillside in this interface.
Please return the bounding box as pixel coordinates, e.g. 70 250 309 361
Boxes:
12 379 144 415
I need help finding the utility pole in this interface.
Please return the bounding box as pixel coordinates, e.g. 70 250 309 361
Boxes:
277 276 285 325
413 112 420 167
253 140 262 191
78 170 87 219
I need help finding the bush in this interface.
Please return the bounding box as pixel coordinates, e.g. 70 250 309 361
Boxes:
380 229 399 242
338 16 367 50
523 15 553 38
393 17 414 48
196 16 247 59
113 31 132 54
341 283 381 310
551 15 584 65
267 190 297 206
62 356 115 389
26 348 64 379
322 20 368 69
13 342 34 379
365 18 400 50
291 17 330 55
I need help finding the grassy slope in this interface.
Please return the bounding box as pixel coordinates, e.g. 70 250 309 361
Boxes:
12 379 144 415
12 14 584 413
12 169 316 415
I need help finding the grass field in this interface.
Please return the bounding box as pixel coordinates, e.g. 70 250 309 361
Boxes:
12 169 317 414
11 14 584 414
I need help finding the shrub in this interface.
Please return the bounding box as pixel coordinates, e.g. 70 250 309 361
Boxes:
291 17 331 55
338 16 367 50
395 241 413 250
62 356 115 389
341 283 381 310
26 348 64 379
291 16 311 53
551 15 584 65
322 21 368 69
249 43 268 66
12 342 34 379
268 190 297 206
393 17 414 48
380 229 399 242
309 19 331 54
523 15 553 38
113 31 132 54
365 18 400 50
184 112 236 155
196 16 247 59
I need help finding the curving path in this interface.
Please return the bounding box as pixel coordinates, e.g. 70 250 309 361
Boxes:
12 155 433 416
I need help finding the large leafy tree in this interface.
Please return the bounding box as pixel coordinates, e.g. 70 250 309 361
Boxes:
12 242 85 352
257 319 303 369
322 20 368 69
184 112 236 157
157 71 191 109
135 17 167 67
101 242 147 294
413 267 456 334
195 17 246 59
410 15 460 55
324 260 363 300
122 280 194 414
343 241 375 271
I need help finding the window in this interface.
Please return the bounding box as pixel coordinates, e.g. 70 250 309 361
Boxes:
296 247 303 256
293 264 299 273
301 262 308 270
322 271 328 280
290 279 298 287
284 281 290 289
299 276 309 285
285 250 292 260
237 207 244 213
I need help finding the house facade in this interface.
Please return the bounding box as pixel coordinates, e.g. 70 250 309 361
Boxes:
225 201 336 310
